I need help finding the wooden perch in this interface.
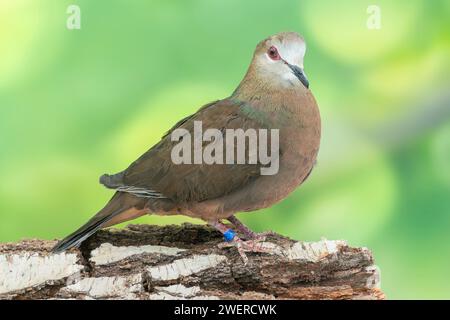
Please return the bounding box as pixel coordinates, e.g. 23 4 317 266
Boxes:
0 223 384 300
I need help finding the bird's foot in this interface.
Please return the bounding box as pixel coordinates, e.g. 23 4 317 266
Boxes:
243 230 277 241
217 236 276 265
209 220 283 264
227 215 276 240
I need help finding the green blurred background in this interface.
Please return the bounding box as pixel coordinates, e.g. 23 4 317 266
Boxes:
0 0 449 299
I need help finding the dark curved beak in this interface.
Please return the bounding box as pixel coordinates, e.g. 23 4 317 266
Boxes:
287 64 309 89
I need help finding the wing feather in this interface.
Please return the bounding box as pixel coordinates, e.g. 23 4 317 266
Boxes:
101 98 274 202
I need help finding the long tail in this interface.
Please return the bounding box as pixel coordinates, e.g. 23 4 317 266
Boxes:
52 192 147 253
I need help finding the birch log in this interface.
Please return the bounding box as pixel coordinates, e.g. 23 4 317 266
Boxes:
0 223 384 300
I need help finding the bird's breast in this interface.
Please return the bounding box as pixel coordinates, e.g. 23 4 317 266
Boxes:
220 93 321 215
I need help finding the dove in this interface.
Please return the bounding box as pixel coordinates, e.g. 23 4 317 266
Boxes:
52 32 321 263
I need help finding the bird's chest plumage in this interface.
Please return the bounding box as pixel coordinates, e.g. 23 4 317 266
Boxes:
192 93 321 218
265 104 321 202
263 90 321 172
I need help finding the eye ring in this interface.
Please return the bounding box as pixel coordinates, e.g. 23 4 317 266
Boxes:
267 46 280 60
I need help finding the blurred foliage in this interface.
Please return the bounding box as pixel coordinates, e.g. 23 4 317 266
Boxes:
0 0 449 299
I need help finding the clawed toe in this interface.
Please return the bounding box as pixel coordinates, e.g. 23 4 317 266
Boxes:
247 230 277 241
218 237 282 265
210 219 282 265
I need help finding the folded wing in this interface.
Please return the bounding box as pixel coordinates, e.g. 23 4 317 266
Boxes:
101 99 273 203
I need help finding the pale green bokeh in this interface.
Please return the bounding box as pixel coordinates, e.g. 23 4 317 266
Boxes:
0 0 449 299
301 0 424 64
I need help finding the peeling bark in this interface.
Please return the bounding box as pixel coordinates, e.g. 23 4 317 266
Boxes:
0 223 384 300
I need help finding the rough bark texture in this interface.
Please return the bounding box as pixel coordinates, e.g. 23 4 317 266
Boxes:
0 223 384 300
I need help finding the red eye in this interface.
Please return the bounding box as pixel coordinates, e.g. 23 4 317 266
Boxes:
267 46 280 60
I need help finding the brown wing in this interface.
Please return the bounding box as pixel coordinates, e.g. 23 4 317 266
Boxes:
101 99 272 203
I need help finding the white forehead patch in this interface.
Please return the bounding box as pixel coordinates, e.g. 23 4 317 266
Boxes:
278 40 306 67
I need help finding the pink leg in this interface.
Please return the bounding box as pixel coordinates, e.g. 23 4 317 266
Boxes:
227 215 276 240
208 220 275 265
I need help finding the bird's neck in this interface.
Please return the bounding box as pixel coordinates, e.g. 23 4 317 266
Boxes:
232 64 283 100
231 64 315 119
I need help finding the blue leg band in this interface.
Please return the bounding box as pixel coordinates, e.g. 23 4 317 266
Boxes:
223 229 236 242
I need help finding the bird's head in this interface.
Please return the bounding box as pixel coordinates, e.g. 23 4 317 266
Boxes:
251 32 309 89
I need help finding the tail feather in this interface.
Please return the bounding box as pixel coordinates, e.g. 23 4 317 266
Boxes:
52 192 145 253
51 214 117 253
